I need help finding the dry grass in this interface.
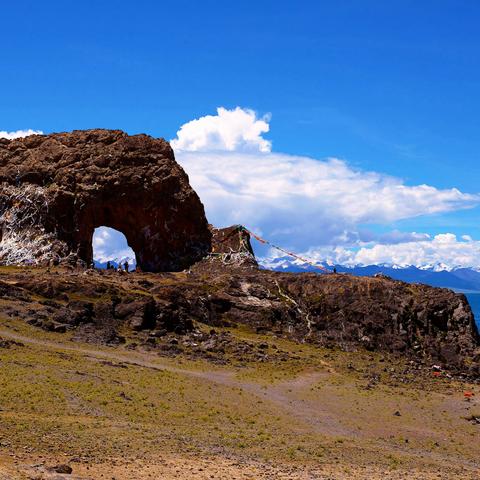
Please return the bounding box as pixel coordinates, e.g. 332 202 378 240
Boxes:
0 317 479 479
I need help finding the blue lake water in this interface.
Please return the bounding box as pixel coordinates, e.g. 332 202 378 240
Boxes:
465 293 480 329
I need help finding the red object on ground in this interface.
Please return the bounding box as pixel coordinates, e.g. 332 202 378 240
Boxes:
464 391 474 398
432 371 441 377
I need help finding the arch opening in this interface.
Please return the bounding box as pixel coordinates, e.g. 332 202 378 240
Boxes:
92 226 137 270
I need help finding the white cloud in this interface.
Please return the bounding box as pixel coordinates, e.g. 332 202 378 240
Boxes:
92 227 111 249
354 233 480 269
171 107 271 153
0 129 43 139
377 230 431 244
294 233 480 270
172 107 479 251
171 107 480 269
177 150 479 249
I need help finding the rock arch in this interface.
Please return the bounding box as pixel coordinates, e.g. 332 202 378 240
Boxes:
0 129 211 271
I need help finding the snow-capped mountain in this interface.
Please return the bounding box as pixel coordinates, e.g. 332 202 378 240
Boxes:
259 255 480 292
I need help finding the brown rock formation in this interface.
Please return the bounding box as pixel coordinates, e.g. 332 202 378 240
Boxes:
209 225 258 267
0 261 478 375
0 129 211 271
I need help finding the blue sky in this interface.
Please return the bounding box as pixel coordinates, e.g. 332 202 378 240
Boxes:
2 1 480 268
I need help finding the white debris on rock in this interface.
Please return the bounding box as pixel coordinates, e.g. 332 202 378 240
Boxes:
0 184 69 265
207 251 257 268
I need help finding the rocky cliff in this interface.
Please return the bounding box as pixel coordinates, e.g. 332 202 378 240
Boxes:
0 129 211 271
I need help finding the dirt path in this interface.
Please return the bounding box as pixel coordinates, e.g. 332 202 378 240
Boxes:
1 328 480 478
0 328 349 437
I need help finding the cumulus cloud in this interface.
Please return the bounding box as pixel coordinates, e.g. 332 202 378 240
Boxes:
170 107 480 269
177 150 479 249
353 233 480 269
172 107 479 251
280 233 480 270
171 107 271 153
377 230 431 244
0 129 43 139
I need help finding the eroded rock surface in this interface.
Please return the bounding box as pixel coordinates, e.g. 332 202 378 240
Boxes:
0 129 211 271
0 261 478 376
208 225 258 268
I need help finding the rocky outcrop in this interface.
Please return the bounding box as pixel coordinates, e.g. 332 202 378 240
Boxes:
0 262 478 375
0 129 211 271
208 225 257 268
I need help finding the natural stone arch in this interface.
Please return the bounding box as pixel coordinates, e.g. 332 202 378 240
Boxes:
0 129 211 271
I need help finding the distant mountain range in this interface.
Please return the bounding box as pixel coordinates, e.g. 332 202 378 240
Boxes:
260 256 480 292
94 253 480 293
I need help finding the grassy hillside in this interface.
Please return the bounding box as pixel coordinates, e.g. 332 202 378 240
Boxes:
0 316 479 479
